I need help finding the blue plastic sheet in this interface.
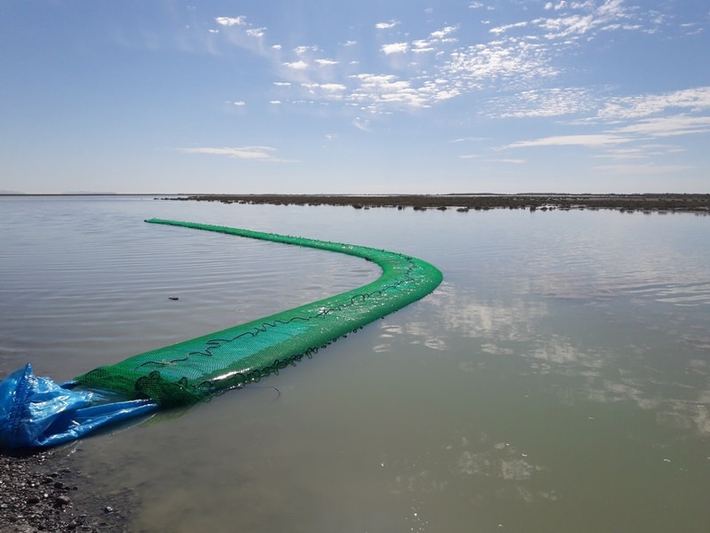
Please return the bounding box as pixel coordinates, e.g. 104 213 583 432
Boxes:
0 364 158 449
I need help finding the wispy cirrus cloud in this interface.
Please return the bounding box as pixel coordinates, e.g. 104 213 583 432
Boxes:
490 86 710 123
178 146 294 162
500 84 710 164
507 133 629 148
615 115 710 137
451 137 489 143
598 87 710 120
505 116 710 150
488 158 527 164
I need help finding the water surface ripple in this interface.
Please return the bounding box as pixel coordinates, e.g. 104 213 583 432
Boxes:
1 197 709 533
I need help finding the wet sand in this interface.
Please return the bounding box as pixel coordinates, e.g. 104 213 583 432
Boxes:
0 451 130 532
160 193 710 213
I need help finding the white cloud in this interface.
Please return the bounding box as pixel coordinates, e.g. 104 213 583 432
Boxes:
469 1 494 9
490 21 529 35
488 158 527 164
615 115 710 137
231 100 246 106
301 83 347 98
207 29 219 34
246 27 266 38
450 137 489 143
381 42 409 55
349 73 433 109
507 134 629 148
545 1 571 10
283 60 309 70
294 45 319 55
458 154 479 159
319 83 346 92
353 116 371 131
179 146 288 162
593 147 647 160
272 44 282 50
218 6 685 125
412 39 432 49
490 0 655 41
598 87 710 120
279 30 558 114
407 27 458 55
430 26 458 40
215 16 246 27
487 88 595 118
273 81 291 86
443 39 557 86
503 85 710 154
269 100 282 104
375 20 400 30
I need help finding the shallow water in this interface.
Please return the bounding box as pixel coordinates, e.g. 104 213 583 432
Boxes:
1 197 710 532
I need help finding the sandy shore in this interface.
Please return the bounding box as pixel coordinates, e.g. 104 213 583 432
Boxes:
0 451 129 532
160 193 710 213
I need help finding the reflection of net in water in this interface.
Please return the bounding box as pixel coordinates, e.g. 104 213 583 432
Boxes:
75 219 444 406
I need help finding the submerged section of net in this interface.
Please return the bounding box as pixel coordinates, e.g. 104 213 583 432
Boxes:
75 220 443 406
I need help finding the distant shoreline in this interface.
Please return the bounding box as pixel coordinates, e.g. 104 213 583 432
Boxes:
4 193 710 213
161 193 710 214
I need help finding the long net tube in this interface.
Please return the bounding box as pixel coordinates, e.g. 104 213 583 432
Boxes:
74 219 443 406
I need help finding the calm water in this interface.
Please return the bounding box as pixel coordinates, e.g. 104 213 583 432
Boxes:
1 197 710 532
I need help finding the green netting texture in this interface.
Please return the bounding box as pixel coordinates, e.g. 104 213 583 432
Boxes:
74 219 443 406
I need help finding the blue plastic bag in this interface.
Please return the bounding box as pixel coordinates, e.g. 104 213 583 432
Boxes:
0 364 157 449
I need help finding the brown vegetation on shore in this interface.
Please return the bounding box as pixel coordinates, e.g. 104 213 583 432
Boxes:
160 194 710 214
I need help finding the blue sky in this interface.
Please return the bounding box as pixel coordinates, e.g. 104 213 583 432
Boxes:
1 0 709 193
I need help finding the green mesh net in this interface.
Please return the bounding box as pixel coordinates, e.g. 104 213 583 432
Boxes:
74 219 443 406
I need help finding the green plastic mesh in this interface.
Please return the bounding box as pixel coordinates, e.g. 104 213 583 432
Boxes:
74 219 443 406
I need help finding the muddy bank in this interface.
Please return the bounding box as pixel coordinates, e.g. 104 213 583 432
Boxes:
0 451 130 532
159 193 710 214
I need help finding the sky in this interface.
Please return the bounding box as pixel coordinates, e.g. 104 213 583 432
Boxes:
1 0 709 194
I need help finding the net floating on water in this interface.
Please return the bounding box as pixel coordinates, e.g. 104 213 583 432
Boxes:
0 219 443 448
